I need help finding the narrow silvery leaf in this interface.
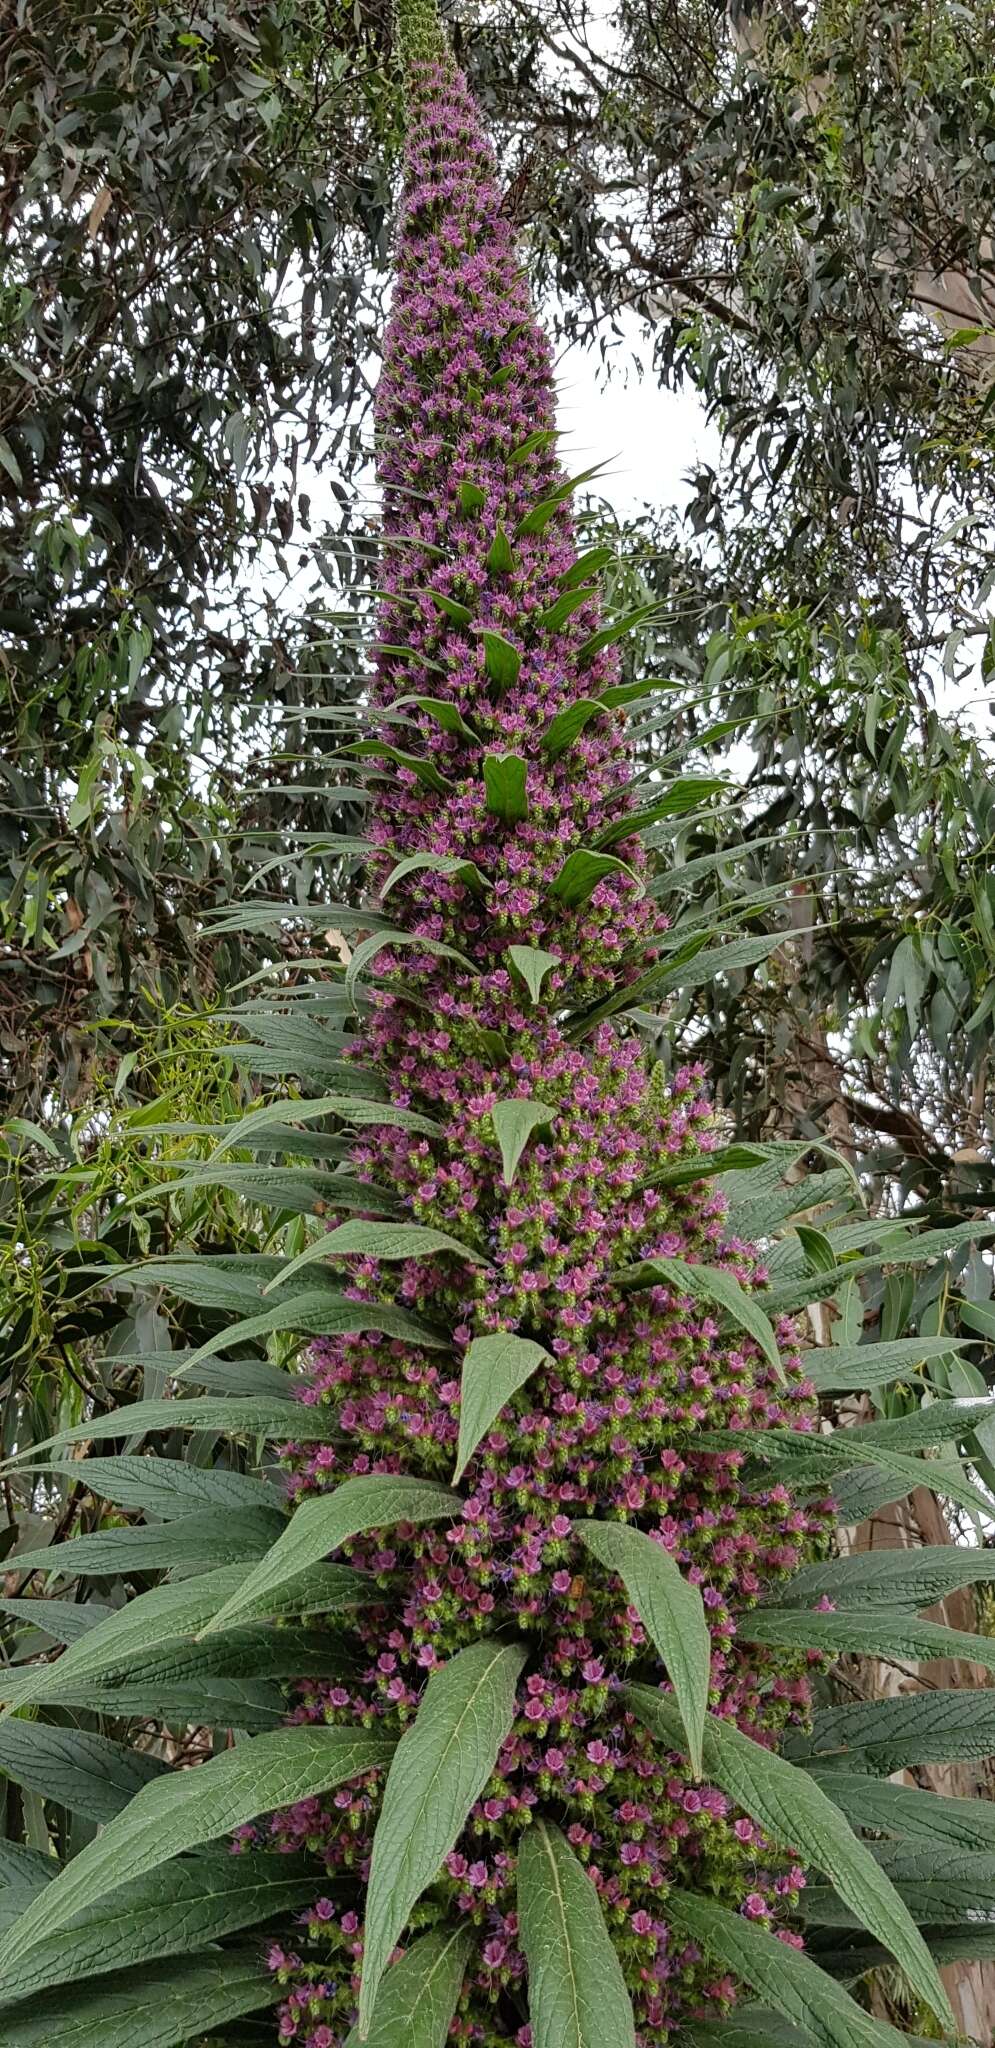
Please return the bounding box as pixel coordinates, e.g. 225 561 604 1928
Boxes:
490 1098 556 1184
453 1333 553 1481
343 1927 472 2048
0 1728 393 1972
626 1689 952 2031
1 1396 343 1467
576 1522 709 1776
199 1474 461 1638
518 1820 635 2048
663 1892 894 2048
358 1639 525 2036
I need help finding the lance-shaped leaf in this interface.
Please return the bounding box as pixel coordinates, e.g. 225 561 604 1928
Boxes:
575 602 660 665
576 1523 709 1776
0 1727 394 1972
264 1218 488 1295
550 848 642 909
483 752 529 822
1 1560 369 1713
358 1639 525 2036
485 523 514 573
802 1336 971 1393
4 1504 285 1582
730 1425 993 1520
540 696 604 757
559 543 615 588
479 629 521 690
491 1098 556 1185
32 1453 276 1519
0 1722 168 1827
616 1255 782 1379
763 1543 995 1610
784 1690 995 1776
211 1092 442 1159
382 850 487 897
625 1690 952 2030
199 1474 461 1639
343 740 453 795
454 1334 554 1482
343 1928 472 2048
663 1892 894 2048
0 1852 319 2008
518 1820 636 2048
593 777 726 850
0 1949 280 2048
809 1771 995 1852
539 588 594 634
389 695 478 741
1 1396 341 1468
741 1605 995 1681
507 944 561 1002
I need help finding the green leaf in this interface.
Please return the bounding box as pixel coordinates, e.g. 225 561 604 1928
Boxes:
593 778 726 850
518 1819 636 2048
343 1928 472 2048
538 588 594 634
0 1728 394 1972
1 1561 368 1712
485 524 515 573
540 698 605 758
345 930 476 1010
616 1256 783 1379
3 1396 341 1468
344 740 453 795
0 1723 168 1826
483 752 529 822
0 1598 111 1644
509 429 557 466
559 545 615 589
785 1691 995 1776
480 629 521 690
741 1606 995 1682
802 1337 971 1393
507 944 561 1002
382 851 487 898
198 1474 461 1639
0 1852 318 2008
578 1524 709 1775
35 1454 276 1519
515 462 610 538
663 1892 893 2048
576 603 660 666
625 1691 951 2030
810 1772 995 1852
5 1504 285 1582
213 1092 442 1158
0 1950 279 2048
648 1145 768 1190
550 849 643 908
358 1639 525 2035
390 695 478 742
453 1334 553 1482
265 1218 487 1294
795 1225 838 1276
490 1097 556 1184
426 589 473 625
736 1423 993 1520
458 479 487 511
765 1544 995 1611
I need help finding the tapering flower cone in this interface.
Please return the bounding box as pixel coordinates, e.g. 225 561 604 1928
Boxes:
253 7 831 2041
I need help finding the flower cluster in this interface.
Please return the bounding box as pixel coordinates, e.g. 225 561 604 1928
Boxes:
257 9 833 2043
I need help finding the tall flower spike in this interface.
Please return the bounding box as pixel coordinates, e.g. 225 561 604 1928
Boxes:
263 5 833 2043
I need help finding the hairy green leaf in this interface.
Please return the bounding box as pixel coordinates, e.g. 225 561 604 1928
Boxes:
0 1727 394 1970
343 1928 472 2048
518 1819 636 2048
358 1639 525 2035
550 848 642 908
483 752 529 822
453 1333 553 1482
199 1474 461 1638
663 1892 894 2048
267 1217 486 1294
0 1949 280 2048
490 1097 557 1184
579 1527 709 1775
507 944 561 1002
625 1691 951 2028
